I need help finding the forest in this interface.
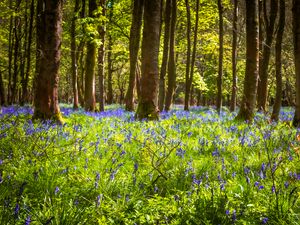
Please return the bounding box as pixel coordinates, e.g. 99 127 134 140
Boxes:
0 0 300 224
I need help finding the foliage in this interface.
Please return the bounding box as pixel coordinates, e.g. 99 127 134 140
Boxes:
0 106 299 224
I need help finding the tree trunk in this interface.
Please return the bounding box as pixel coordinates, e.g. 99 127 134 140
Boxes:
33 0 63 123
0 70 6 105
84 0 97 111
158 0 171 112
257 0 278 111
216 0 223 114
125 0 144 111
164 0 177 111
271 0 285 121
107 7 114 105
184 0 191 110
293 0 300 127
230 0 238 112
7 0 13 104
135 0 161 120
21 0 34 105
98 0 106 112
236 0 259 121
71 0 80 109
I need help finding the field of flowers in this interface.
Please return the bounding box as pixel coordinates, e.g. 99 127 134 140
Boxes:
0 105 299 225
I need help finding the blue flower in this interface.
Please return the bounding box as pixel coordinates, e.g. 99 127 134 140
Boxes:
54 186 60 195
24 215 31 225
14 203 20 216
262 217 268 224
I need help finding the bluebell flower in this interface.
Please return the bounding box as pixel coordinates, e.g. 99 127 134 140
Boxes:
14 203 20 216
225 209 230 215
272 185 276 193
284 181 289 189
24 215 31 225
262 217 268 224
54 186 60 195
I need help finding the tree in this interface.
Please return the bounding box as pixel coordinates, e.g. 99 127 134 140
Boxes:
236 0 259 121
135 0 161 120
107 6 114 105
230 0 238 112
84 0 97 111
125 0 144 111
33 0 63 123
293 0 300 127
184 0 191 111
70 0 80 109
98 0 106 112
271 0 285 121
216 0 223 113
164 0 177 111
257 0 278 111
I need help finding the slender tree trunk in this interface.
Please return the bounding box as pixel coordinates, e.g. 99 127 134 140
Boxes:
71 0 80 109
136 0 161 120
230 0 238 112
12 0 22 103
98 0 106 111
125 0 144 111
33 0 63 123
216 0 223 113
257 0 278 111
158 0 171 112
164 0 177 111
293 0 300 126
271 0 285 121
185 0 200 111
0 70 6 105
236 0 259 121
107 32 113 104
184 0 191 110
136 64 141 99
84 0 97 111
7 0 13 104
22 0 34 105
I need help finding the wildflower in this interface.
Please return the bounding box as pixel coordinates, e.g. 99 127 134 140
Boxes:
284 181 289 189
246 176 250 184
154 185 158 193
254 181 259 187
262 217 268 224
232 172 236 178
24 215 31 225
225 210 230 215
259 185 264 190
96 172 100 181
14 203 20 216
96 194 102 207
232 209 236 221
54 186 60 195
272 185 276 193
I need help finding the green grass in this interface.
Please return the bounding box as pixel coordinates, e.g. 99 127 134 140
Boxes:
0 106 299 224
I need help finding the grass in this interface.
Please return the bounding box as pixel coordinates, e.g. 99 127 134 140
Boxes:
0 105 299 224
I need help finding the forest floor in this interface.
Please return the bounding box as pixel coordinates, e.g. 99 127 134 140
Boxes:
0 105 299 225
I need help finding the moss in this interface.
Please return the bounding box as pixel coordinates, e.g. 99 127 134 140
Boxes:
135 101 159 121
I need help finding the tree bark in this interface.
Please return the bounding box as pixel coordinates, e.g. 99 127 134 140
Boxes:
71 0 80 109
164 0 177 111
98 0 106 112
125 0 144 111
271 0 285 121
7 0 13 104
84 0 97 111
236 0 259 122
293 0 300 127
257 0 278 111
135 0 161 120
33 0 63 123
158 0 171 112
230 0 238 112
0 70 6 105
216 0 223 114
184 0 191 110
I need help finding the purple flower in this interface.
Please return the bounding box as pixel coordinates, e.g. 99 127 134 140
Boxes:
232 209 236 221
284 181 289 189
259 185 264 190
54 186 60 195
262 217 268 224
254 181 259 187
272 185 276 193
225 210 230 215
246 176 250 184
14 203 20 216
24 215 31 225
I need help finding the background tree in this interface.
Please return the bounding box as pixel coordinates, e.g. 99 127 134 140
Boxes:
164 0 177 111
236 0 259 121
293 0 300 127
33 0 63 123
125 0 144 111
216 0 224 113
230 0 238 112
158 0 171 112
84 0 97 111
271 0 285 121
136 0 161 120
257 0 278 111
